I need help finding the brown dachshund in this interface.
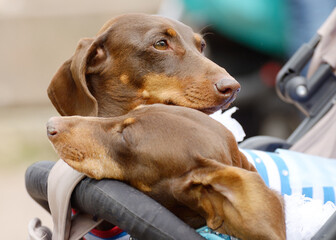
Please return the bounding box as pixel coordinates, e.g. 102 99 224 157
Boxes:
47 13 240 118
47 104 286 240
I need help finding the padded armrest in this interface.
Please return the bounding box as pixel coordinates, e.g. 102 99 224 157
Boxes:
25 161 204 240
239 136 292 152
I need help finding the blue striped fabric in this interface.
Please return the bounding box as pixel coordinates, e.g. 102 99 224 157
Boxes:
245 150 269 186
269 153 292 195
240 149 336 204
302 187 313 199
323 187 335 203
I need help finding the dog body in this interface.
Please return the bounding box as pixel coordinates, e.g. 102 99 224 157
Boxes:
47 104 285 240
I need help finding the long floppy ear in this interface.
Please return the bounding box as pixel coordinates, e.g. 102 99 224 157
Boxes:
47 37 109 116
172 160 286 240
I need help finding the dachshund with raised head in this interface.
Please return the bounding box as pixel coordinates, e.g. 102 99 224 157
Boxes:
47 104 286 240
47 13 240 117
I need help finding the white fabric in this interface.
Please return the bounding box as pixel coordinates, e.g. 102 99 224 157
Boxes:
285 194 336 240
210 107 246 142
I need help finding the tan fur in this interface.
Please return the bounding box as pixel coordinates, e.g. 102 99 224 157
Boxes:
123 117 136 126
143 73 183 103
141 90 150 99
194 33 202 45
167 28 177 37
120 74 130 85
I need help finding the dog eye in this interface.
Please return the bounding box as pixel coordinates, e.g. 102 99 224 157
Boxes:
154 40 168 50
200 41 206 53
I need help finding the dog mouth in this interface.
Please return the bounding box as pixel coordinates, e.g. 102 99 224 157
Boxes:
162 90 237 114
164 101 233 115
197 104 230 114
196 93 237 114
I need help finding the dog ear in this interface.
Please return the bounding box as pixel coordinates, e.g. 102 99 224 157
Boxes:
237 150 257 171
47 37 109 116
172 160 285 239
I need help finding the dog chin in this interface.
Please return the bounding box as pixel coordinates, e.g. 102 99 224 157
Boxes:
197 103 232 115
161 99 233 115
220 102 232 112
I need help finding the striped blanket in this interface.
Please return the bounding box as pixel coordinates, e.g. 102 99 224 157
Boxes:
240 149 336 204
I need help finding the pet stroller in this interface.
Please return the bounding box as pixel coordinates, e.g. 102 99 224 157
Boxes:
25 8 336 240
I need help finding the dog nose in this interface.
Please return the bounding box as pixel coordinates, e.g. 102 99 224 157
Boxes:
47 117 62 137
215 78 241 98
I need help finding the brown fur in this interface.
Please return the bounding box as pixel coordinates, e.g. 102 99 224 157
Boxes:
47 104 286 240
47 13 241 118
47 14 285 239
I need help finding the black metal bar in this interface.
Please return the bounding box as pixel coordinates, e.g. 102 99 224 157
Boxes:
25 161 204 240
276 34 320 103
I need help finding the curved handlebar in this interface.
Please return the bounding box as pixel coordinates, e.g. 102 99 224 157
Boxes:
25 161 204 240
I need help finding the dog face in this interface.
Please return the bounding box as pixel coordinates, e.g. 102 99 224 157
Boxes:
47 104 285 240
48 14 241 117
46 104 244 181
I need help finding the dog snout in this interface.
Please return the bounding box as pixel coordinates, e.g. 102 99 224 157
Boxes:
47 116 63 137
215 78 241 98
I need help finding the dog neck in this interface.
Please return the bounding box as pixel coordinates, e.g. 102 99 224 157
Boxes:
87 75 145 117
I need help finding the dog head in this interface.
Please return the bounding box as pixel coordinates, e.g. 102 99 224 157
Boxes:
48 14 241 117
46 104 244 181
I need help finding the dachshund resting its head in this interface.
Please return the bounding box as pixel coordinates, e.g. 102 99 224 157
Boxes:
47 104 286 240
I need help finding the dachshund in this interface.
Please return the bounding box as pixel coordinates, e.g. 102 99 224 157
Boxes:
47 13 240 118
47 104 286 240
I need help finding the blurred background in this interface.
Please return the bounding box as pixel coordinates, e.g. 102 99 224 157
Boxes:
0 0 334 238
